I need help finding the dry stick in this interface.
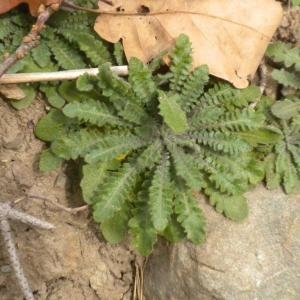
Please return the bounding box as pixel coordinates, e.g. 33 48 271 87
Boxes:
140 258 148 300
0 66 129 84
0 202 55 300
133 262 138 300
3 204 55 229
133 257 147 300
0 2 61 78
0 219 35 300
27 195 88 214
259 58 267 95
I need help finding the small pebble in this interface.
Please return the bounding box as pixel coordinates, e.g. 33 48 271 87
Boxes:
1 265 12 274
3 133 23 150
54 173 67 189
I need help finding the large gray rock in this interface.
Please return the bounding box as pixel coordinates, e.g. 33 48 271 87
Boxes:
144 186 300 300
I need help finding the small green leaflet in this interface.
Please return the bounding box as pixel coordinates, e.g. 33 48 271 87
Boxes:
63 100 124 127
40 85 65 109
292 0 300 6
93 164 137 222
158 91 189 134
129 199 157 256
174 190 206 244
149 160 173 231
161 215 185 243
271 69 300 89
208 191 249 221
271 99 300 120
10 85 36 110
39 149 63 172
100 206 129 244
80 162 109 204
76 74 94 92
35 109 69 142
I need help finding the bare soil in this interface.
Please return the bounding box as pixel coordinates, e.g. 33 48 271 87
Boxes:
0 98 142 299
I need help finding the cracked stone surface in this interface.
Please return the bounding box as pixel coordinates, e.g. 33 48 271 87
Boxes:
144 186 300 300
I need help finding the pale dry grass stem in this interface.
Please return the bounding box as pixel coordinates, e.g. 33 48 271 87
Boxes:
0 202 54 300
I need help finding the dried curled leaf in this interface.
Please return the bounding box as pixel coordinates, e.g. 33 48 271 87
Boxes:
0 84 25 100
95 0 283 88
0 0 62 16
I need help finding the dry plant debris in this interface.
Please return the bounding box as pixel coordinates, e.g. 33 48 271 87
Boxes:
0 84 26 100
95 0 283 88
0 202 54 300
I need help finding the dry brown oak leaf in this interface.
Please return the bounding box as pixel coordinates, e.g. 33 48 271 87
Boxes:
0 0 62 16
95 0 283 88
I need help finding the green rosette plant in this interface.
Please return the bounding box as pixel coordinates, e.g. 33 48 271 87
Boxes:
36 35 270 255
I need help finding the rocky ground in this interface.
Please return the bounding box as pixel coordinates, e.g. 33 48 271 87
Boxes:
144 187 300 300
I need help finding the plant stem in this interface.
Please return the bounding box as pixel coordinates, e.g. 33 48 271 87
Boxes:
27 195 88 214
0 66 129 84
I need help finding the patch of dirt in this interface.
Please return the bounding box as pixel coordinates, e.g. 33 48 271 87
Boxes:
275 6 300 44
0 98 140 299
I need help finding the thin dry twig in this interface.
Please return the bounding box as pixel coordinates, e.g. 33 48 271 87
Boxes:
0 202 54 300
0 218 35 300
27 195 89 214
0 66 129 84
258 58 268 95
133 257 148 300
0 202 54 229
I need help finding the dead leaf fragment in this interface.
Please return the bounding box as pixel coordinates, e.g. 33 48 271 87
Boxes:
0 0 62 16
95 0 283 88
0 84 25 100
